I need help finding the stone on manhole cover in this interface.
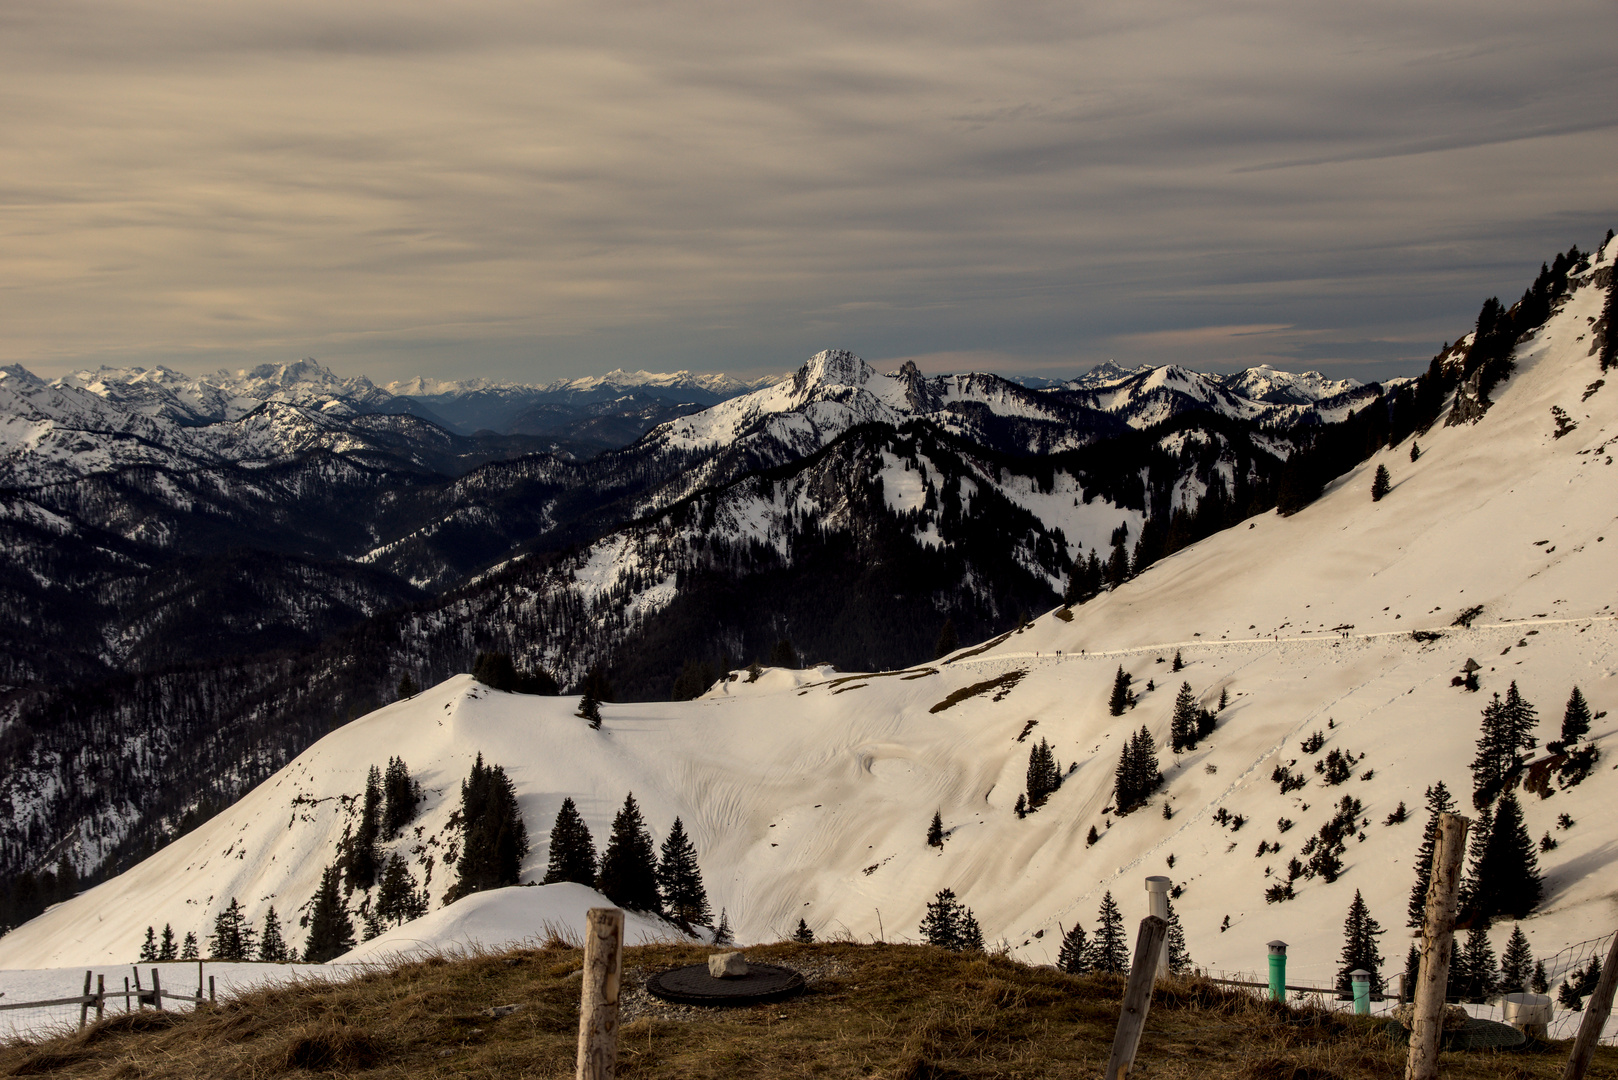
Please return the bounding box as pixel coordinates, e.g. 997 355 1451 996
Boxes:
645 962 807 1006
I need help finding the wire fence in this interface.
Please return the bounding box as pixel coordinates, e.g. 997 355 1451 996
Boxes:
1206 929 1617 1047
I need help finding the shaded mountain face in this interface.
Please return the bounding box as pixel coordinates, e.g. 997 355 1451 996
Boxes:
1 232 1604 901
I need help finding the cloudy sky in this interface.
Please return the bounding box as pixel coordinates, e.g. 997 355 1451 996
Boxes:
3 1 1613 385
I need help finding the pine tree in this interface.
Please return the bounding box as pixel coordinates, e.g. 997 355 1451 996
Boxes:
1336 890 1386 997
1500 681 1539 759
658 817 711 927
1531 959 1549 995
1014 793 1027 819
304 864 356 963
447 753 529 902
1469 694 1513 808
258 906 289 962
1458 803 1493 918
1561 687 1591 747
1458 924 1499 1002
1469 791 1542 921
1408 781 1456 927
1171 651 1183 673
158 923 177 961
926 810 945 848
376 854 426 927
1404 944 1421 1000
712 909 734 946
596 793 661 913
543 797 599 886
1371 464 1391 502
934 618 958 659
1410 441 1422 462
1170 682 1199 752
209 898 255 961
1057 921 1090 974
1108 666 1132 716
578 688 603 730
1114 727 1162 814
1218 686 1229 710
140 926 157 962
1027 739 1061 809
382 756 418 838
917 888 980 951
396 673 418 700
793 919 815 943
768 640 799 669
1500 925 1534 994
347 764 383 891
1165 898 1192 974
180 932 198 960
1089 891 1130 974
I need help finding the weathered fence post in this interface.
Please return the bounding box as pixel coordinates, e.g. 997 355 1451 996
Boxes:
1144 877 1171 979
209 976 215 1004
1351 970 1371 1016
151 968 163 1012
1560 930 1618 1080
576 907 624 1080
123 976 131 1013
131 969 142 1010
1405 811 1469 1080
79 970 92 1029
1102 915 1169 1080
1267 941 1288 1002
95 974 105 1022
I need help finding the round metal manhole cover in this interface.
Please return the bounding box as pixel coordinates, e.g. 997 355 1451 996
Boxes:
645 963 807 1006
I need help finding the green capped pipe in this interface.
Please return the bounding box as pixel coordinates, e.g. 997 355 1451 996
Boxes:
1351 969 1371 1015
1267 940 1287 1002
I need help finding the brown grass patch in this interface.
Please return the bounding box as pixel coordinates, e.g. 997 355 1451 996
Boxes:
1 943 1610 1079
928 670 1026 713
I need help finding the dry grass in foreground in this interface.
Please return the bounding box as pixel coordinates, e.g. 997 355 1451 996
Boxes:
1 942 1614 1079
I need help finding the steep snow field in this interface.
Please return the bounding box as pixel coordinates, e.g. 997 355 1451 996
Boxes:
1 245 1614 1040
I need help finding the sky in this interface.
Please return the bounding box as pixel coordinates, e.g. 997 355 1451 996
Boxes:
2 1 1613 386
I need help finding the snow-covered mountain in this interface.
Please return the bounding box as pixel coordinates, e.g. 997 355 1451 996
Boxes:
3 236 1613 998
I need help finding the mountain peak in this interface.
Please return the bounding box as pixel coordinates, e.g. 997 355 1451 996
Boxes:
793 349 873 394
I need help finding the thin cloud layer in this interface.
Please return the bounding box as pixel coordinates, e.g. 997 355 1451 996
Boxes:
2 1 1612 383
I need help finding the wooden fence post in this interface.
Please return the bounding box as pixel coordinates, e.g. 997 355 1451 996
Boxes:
575 907 625 1080
1405 811 1469 1080
123 977 131 1013
209 976 215 1004
79 971 92 1029
95 974 105 1022
151 968 163 1012
1560 930 1618 1080
1103 915 1169 1080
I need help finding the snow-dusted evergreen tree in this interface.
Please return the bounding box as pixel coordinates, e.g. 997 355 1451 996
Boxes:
926 810 945 848
180 932 198 961
1469 792 1541 921
139 926 157 962
1408 781 1457 927
596 793 661 913
209 898 255 961
543 797 598 886
1170 682 1199 752
712 908 734 946
793 918 815 943
1165 898 1192 974
1108 666 1132 716
1335 890 1385 997
1057 921 1090 974
304 865 355 963
918 888 980 951
1560 686 1591 747
1500 925 1534 994
1089 891 1130 974
1371 464 1391 501
447 753 529 902
257 905 289 962
658 817 711 928
158 923 177 961
382 756 418 838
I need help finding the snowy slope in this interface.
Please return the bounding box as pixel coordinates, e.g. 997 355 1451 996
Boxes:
3 243 1614 1023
